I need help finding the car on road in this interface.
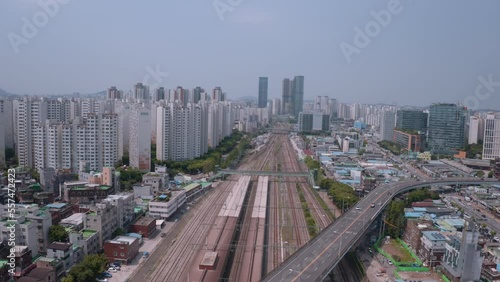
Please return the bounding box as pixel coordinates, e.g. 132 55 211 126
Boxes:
143 251 150 258
101 272 112 278
355 207 361 210
371 203 375 208
161 233 167 238
107 268 117 273
96 278 108 282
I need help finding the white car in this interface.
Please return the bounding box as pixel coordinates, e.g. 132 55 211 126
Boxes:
355 207 361 210
107 268 118 273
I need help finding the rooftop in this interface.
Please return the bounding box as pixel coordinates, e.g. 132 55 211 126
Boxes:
132 217 155 227
48 242 72 251
183 183 201 192
200 251 218 267
82 229 98 239
422 231 447 241
45 203 67 209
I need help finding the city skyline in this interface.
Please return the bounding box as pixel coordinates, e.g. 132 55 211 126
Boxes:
1 1 500 108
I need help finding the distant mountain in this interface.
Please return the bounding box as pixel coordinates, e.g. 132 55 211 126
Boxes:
0 88 17 97
238 96 257 102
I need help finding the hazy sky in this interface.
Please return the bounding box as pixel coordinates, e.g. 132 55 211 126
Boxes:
1 0 500 108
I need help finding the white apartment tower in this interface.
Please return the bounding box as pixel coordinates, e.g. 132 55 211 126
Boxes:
156 102 208 161
379 111 396 141
129 105 151 172
468 115 485 145
483 113 500 160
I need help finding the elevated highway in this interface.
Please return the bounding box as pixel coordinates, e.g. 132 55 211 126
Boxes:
262 178 500 282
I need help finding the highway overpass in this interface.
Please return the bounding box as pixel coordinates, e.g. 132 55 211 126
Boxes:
262 178 500 282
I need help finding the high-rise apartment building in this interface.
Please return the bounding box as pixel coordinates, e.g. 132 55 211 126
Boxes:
153 87 165 101
258 77 268 108
107 86 122 100
134 83 149 102
428 103 467 155
193 87 204 104
157 102 209 162
115 101 131 160
379 111 396 141
468 115 485 145
483 113 500 160
129 105 151 172
396 110 428 133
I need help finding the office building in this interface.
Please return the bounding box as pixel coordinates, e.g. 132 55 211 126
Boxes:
396 110 428 133
428 104 467 156
292 76 304 118
393 130 425 152
298 112 330 132
258 77 268 108
282 78 293 115
379 111 396 141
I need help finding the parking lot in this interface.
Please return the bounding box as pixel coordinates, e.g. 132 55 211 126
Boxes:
106 221 177 282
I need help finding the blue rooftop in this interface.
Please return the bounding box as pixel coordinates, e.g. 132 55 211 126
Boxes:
405 212 424 218
422 231 447 241
413 207 427 212
45 203 67 209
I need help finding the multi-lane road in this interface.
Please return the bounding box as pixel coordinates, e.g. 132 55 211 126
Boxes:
262 178 500 282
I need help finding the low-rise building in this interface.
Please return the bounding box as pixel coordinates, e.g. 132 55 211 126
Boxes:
129 217 156 238
419 231 447 267
0 204 52 255
63 181 114 204
103 236 140 264
403 219 435 253
393 129 425 152
102 193 135 230
11 246 35 279
69 229 100 256
149 190 186 219
60 213 85 231
82 202 118 249
34 256 64 281
183 183 202 202
45 202 73 225
46 242 83 274
18 267 56 282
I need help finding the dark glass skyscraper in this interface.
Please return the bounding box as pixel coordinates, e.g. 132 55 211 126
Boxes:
396 110 428 133
428 103 467 155
292 76 304 118
282 78 293 114
258 77 268 108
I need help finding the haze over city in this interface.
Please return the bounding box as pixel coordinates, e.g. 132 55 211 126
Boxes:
1 0 500 108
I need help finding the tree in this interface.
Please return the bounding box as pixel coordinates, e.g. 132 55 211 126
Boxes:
49 225 69 243
63 254 108 282
476 170 485 178
112 228 124 238
488 171 494 178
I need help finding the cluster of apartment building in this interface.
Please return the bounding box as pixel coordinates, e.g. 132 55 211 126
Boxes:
0 84 273 171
